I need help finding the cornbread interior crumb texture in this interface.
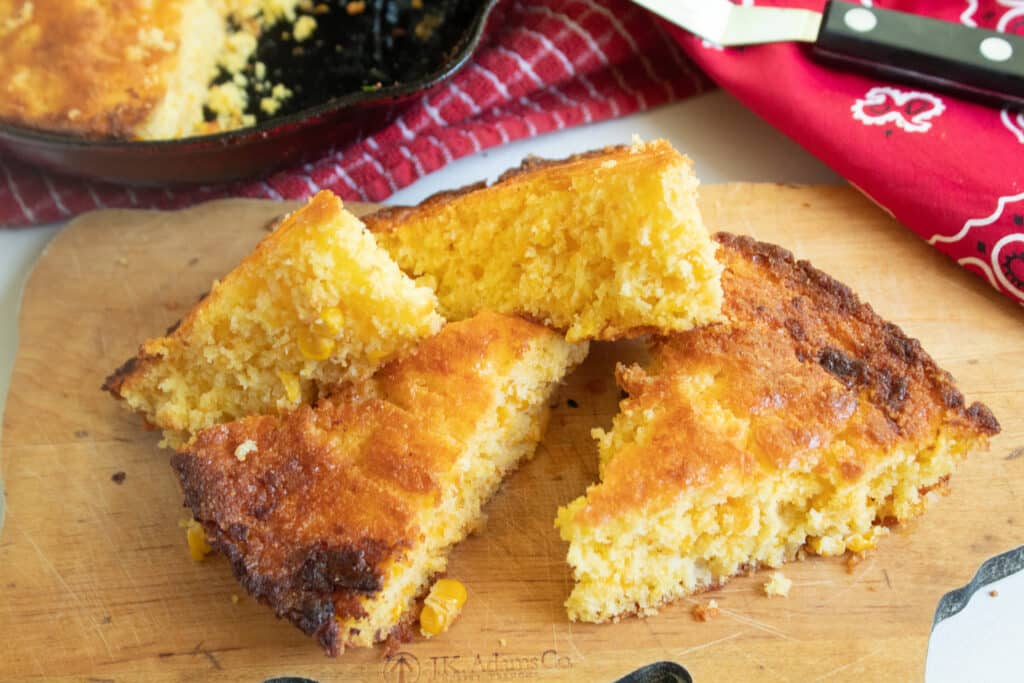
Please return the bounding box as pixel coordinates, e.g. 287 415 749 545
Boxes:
104 191 442 448
556 233 999 623
172 312 588 654
366 140 724 342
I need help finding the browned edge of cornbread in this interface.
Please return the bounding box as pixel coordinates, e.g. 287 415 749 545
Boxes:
710 230 999 442
363 144 648 229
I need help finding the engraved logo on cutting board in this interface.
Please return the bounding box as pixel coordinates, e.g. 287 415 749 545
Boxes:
381 649 573 681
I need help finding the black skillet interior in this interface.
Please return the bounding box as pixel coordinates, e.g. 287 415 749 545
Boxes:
231 0 485 124
0 0 500 186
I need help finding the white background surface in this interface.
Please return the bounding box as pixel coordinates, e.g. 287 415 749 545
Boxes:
0 91 1018 681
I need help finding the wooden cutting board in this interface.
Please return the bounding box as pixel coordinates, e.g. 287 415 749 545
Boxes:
1 185 1021 683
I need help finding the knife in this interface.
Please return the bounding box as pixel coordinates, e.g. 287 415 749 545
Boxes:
631 0 1024 109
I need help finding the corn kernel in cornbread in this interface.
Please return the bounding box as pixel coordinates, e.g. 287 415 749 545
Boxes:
420 578 468 638
171 312 588 655
366 140 723 342
105 191 443 447
556 233 999 623
185 518 212 562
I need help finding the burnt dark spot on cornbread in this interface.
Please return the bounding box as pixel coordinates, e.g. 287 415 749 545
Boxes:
966 402 1000 433
714 232 999 438
783 317 805 342
169 413 418 655
101 355 139 397
818 347 863 383
299 543 387 594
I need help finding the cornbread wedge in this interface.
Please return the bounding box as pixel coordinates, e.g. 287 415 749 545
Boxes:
0 0 298 139
366 140 724 342
172 312 588 654
556 233 999 623
105 191 443 448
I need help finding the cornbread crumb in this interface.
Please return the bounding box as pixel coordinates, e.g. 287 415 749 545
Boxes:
206 81 249 130
764 572 792 598
293 15 316 41
186 519 212 562
219 30 258 73
271 83 292 101
846 551 867 573
499 638 508 647
259 0 299 23
104 191 443 447
231 594 241 604
260 97 282 115
368 141 723 342
234 439 258 461
989 590 999 598
414 12 442 40
691 599 719 622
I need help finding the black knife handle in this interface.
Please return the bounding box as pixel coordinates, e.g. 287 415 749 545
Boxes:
814 1 1024 108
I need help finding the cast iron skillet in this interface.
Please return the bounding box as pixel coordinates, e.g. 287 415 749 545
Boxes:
0 0 500 186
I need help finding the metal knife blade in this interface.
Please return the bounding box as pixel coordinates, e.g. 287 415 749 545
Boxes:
630 0 822 46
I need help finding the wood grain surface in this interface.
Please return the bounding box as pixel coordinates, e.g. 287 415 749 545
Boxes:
1 185 1021 682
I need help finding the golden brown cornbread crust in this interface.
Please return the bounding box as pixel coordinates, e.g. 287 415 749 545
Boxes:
172 401 447 654
364 144 641 228
712 232 998 435
172 312 576 655
0 0 198 138
576 233 998 524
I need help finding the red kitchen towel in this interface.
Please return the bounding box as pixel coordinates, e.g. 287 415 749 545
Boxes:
668 0 1024 307
0 0 707 223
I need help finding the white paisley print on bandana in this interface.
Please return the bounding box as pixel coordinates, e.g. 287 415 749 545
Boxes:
1002 108 1024 143
929 192 1024 304
962 1 1024 31
851 86 945 133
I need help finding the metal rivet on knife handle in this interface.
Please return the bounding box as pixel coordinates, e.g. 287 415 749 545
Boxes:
843 7 877 34
980 37 1014 64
